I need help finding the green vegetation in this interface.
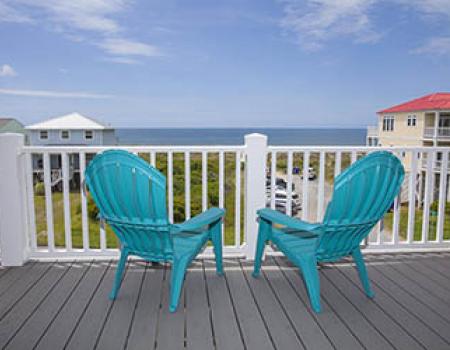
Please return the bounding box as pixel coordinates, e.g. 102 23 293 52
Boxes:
383 203 450 241
34 152 243 248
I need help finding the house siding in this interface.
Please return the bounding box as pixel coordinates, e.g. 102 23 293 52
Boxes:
28 129 116 146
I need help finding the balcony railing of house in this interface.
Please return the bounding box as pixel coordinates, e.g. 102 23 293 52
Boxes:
1 133 450 266
424 126 450 138
421 152 450 172
366 125 378 137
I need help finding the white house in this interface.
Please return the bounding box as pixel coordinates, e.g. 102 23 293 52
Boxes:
26 113 116 188
26 112 116 146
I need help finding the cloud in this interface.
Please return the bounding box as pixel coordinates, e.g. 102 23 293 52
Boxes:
280 0 380 51
15 0 125 33
400 1 450 55
403 0 450 19
98 38 162 57
412 37 450 56
0 2 32 23
102 57 142 65
0 88 112 99
0 1 161 61
0 64 17 77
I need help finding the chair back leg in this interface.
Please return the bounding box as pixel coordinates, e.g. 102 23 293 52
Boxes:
351 248 375 298
109 249 129 300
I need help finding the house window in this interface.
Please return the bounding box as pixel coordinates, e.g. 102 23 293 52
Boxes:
382 116 395 131
39 130 48 140
60 130 70 140
84 130 94 140
407 115 417 127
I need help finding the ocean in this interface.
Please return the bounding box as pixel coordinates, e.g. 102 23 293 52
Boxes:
116 128 366 146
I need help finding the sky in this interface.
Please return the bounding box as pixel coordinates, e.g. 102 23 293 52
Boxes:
0 0 450 128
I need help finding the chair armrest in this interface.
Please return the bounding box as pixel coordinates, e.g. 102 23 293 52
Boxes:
257 208 323 236
173 207 225 234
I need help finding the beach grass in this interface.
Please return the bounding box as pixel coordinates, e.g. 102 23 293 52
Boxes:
383 205 450 241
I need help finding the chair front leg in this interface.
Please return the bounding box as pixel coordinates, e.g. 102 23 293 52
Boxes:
169 258 189 312
109 248 129 300
252 218 271 277
210 220 223 276
298 255 321 313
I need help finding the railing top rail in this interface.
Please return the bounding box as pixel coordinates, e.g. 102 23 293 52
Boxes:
22 145 246 153
268 145 450 152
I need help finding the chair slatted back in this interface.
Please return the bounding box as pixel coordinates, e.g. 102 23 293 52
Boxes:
85 150 173 260
318 151 404 261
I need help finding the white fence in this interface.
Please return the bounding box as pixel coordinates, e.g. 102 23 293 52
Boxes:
1 133 450 266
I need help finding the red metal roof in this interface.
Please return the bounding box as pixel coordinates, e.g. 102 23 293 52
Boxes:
378 93 450 114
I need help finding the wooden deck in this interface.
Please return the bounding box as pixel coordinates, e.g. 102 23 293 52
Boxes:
1 252 450 350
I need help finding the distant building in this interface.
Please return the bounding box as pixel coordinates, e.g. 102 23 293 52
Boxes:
0 118 24 134
26 112 116 146
26 112 116 188
367 92 450 149
367 93 450 203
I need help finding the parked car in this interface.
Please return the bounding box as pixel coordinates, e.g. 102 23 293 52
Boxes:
300 167 317 180
266 188 301 215
266 176 296 191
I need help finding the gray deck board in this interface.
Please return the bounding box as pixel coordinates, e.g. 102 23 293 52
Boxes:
319 266 395 350
5 261 90 349
204 259 245 350
367 261 450 345
325 263 423 350
400 256 450 293
155 264 185 350
224 260 274 350
126 262 164 350
35 261 110 350
263 258 333 350
0 262 36 297
338 259 450 350
0 262 50 319
276 257 364 350
185 261 214 350
389 259 450 302
96 261 146 350
1 253 450 350
243 259 304 350
0 262 69 348
64 261 116 350
372 259 450 322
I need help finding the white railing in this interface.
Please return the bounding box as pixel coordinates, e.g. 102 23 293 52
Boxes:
20 145 247 260
424 126 450 138
266 146 450 253
366 125 378 137
1 133 450 266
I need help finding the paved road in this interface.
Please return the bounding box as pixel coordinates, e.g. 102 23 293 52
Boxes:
276 173 333 222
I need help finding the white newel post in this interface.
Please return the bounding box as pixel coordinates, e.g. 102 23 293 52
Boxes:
0 133 29 266
244 133 267 260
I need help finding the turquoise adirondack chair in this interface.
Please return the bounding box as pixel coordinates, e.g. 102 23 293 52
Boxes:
253 151 404 313
84 150 225 312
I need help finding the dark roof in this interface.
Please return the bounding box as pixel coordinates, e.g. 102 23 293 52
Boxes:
0 118 14 128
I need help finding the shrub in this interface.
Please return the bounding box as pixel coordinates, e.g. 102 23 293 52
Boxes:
34 182 45 196
87 194 99 220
